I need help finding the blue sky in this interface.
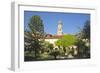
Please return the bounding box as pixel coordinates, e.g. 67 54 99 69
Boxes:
24 11 90 34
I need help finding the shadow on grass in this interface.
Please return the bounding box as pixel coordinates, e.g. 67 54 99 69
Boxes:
24 56 90 62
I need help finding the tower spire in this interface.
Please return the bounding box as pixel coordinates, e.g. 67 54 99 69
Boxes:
57 20 63 35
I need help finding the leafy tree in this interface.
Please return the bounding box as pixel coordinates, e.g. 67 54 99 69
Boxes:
40 41 53 53
55 35 77 48
29 15 44 35
24 15 45 59
75 20 90 58
55 39 62 48
54 35 77 58
49 48 60 59
75 39 90 58
81 20 90 40
24 31 34 52
62 35 77 47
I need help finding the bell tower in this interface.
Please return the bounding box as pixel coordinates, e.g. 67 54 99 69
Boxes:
57 20 63 35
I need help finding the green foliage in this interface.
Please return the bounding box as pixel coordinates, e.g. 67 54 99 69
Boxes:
77 20 90 40
55 39 62 47
24 31 35 52
82 20 90 40
75 39 90 58
40 41 53 53
62 35 77 47
55 34 77 47
54 35 77 58
75 20 90 58
29 15 44 35
49 48 60 59
24 15 45 59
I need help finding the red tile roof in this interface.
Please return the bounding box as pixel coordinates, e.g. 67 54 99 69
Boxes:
31 34 64 39
45 35 63 39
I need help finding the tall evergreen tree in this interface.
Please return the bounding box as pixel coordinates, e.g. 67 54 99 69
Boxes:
29 15 44 35
24 15 45 60
82 20 90 40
